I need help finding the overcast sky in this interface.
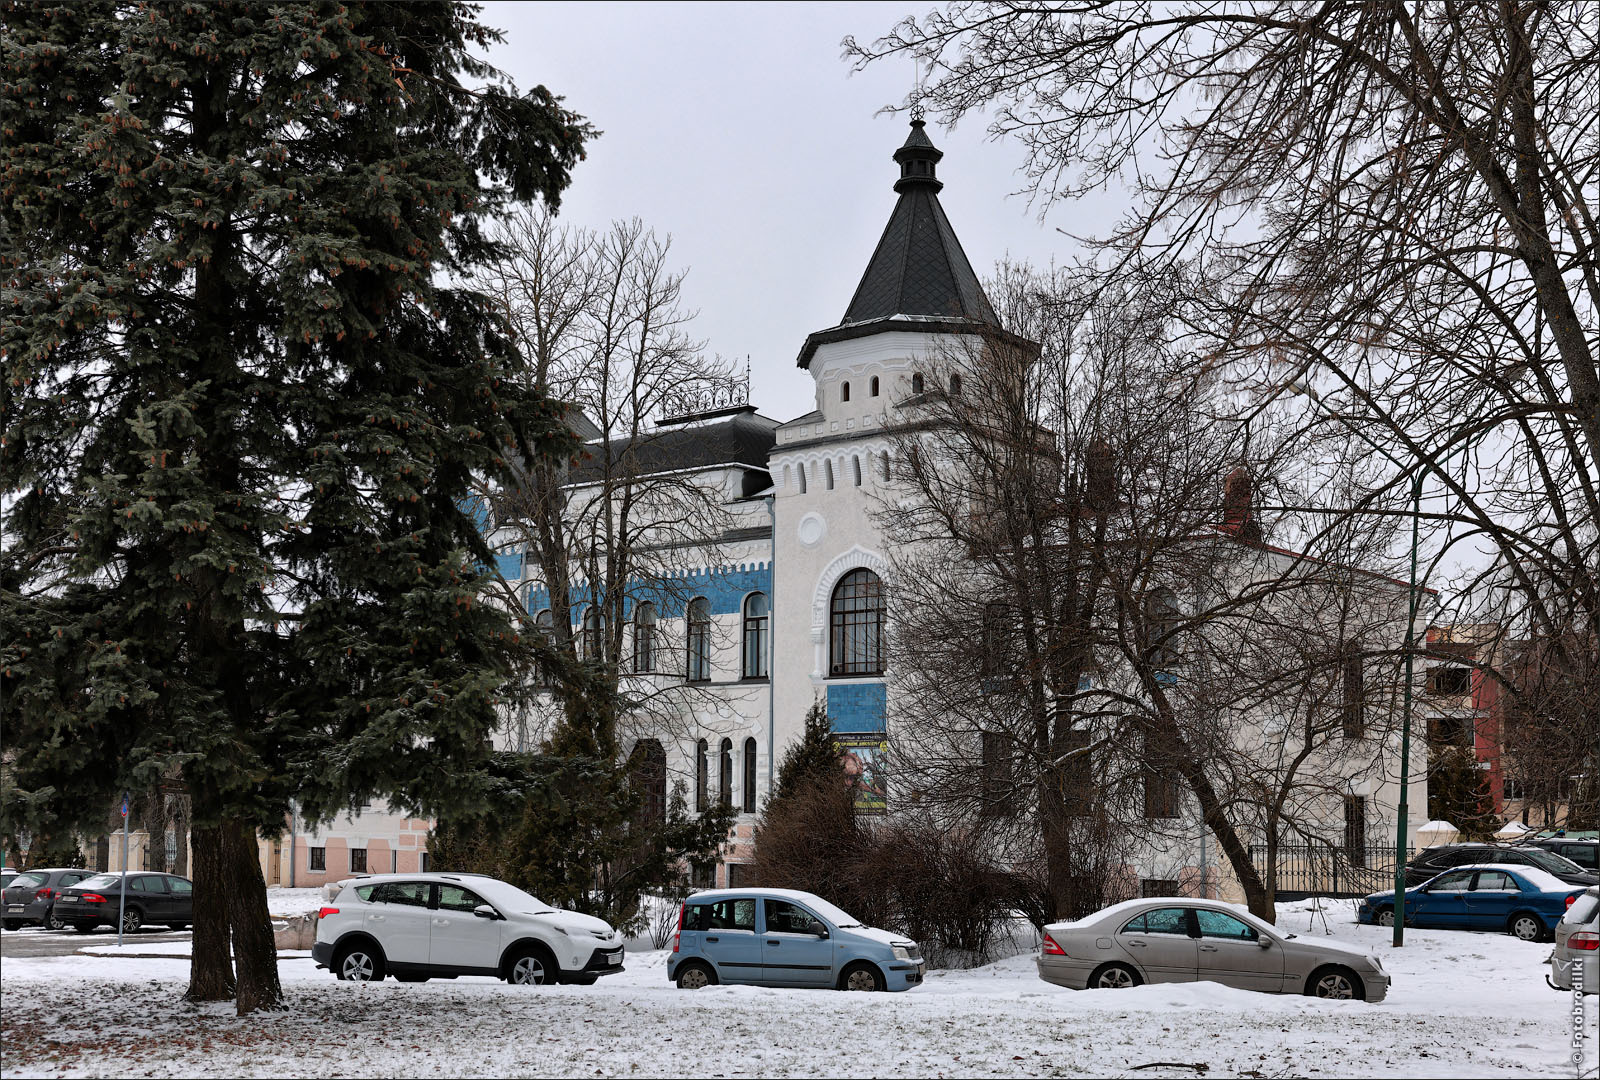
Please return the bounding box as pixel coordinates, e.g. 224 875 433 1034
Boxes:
482 1 1123 422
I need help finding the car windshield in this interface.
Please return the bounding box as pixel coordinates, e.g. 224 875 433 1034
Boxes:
1518 847 1583 874
784 893 863 928
472 879 555 914
76 874 121 890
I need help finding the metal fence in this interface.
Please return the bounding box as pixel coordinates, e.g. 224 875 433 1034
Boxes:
1250 843 1417 900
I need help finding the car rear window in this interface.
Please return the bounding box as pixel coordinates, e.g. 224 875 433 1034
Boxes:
1564 892 1600 927
76 874 121 890
11 873 46 888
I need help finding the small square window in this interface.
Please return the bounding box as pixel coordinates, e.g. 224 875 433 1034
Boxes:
1140 878 1181 898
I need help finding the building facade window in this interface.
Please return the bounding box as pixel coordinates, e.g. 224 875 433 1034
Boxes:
350 847 367 873
1140 878 1181 898
852 455 862 487
1428 664 1471 696
1342 649 1365 738
580 605 602 661
825 459 835 490
632 738 667 825
742 592 770 678
727 862 753 888
696 738 709 812
1061 728 1093 816
686 597 711 682
980 601 1012 678
949 372 962 394
797 463 807 494
742 737 758 813
535 608 554 687
1343 795 1367 860
633 601 657 673
980 730 1012 816
1144 767 1180 819
911 372 924 395
719 737 734 808
870 376 880 397
309 846 326 872
830 568 885 676
880 452 891 482
420 852 431 872
842 381 851 402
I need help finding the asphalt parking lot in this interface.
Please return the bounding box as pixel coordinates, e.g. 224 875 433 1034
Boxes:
0 926 192 958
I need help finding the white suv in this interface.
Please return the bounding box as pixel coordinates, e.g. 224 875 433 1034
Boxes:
312 873 624 985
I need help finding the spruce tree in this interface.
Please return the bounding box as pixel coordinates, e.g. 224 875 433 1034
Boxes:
1 1 591 1013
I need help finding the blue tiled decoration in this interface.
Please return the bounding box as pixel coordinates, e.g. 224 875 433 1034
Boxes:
827 682 887 734
493 553 522 581
523 562 772 622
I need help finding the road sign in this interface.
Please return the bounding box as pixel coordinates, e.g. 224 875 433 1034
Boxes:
120 799 130 819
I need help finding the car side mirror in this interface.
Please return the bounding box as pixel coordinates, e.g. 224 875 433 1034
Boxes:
806 919 828 938
473 904 500 921
1257 937 1272 949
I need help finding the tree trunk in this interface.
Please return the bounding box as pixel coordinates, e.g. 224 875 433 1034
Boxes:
224 819 284 1015
184 825 235 1003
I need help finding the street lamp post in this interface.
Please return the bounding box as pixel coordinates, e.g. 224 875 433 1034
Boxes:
1392 469 1424 948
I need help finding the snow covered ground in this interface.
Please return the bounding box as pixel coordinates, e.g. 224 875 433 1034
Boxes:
1 900 1593 1078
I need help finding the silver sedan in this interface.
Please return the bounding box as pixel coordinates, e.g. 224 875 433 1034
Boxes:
1037 897 1390 1002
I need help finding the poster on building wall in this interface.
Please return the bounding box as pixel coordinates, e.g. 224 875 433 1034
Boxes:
837 735 889 815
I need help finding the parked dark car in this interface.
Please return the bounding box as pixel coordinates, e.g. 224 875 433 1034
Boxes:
2 867 95 931
1402 843 1597 888
1526 836 1599 873
53 872 194 934
1359 863 1584 941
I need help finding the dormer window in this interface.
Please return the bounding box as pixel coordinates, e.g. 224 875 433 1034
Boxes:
870 376 880 397
911 372 925 395
842 381 851 403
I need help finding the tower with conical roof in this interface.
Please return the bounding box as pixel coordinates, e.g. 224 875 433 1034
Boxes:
770 117 1010 784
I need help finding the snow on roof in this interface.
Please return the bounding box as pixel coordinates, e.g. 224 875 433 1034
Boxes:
1468 863 1577 893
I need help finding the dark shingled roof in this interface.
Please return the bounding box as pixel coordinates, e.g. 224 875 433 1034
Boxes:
567 408 777 484
798 120 999 368
841 120 997 327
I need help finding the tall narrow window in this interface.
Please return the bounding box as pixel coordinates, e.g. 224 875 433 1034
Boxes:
980 731 1012 816
980 601 1012 678
797 463 807 494
1061 728 1093 816
1343 795 1367 861
535 608 554 687
742 592 769 678
911 372 925 395
1146 588 1181 676
842 381 851 402
686 597 711 682
719 738 733 808
1143 732 1180 819
695 738 709 812
949 373 962 394
580 606 602 661
631 739 666 825
870 376 880 397
852 456 862 487
880 452 891 482
633 601 657 673
742 738 757 813
1342 649 1365 737
825 459 834 490
830 568 885 675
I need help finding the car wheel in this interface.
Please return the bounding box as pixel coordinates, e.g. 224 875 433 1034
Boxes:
334 942 386 982
1308 965 1364 1000
45 910 68 932
1089 963 1143 990
120 908 143 934
506 945 556 986
674 961 717 990
1374 907 1395 927
2 920 22 932
1508 913 1545 942
839 962 885 992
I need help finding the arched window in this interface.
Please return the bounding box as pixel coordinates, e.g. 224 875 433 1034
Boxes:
742 738 758 813
880 452 891 482
686 596 711 682
580 605 602 661
797 463 808 494
631 739 666 825
950 373 962 395
870 376 880 397
825 459 835 490
830 568 885 676
852 456 862 487
535 608 554 687
633 601 657 673
742 592 769 679
842 381 851 402
695 738 709 812
719 737 734 808
911 372 925 395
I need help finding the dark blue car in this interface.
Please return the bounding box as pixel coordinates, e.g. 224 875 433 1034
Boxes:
1358 863 1583 942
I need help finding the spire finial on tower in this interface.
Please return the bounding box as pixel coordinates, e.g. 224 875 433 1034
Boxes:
893 113 943 194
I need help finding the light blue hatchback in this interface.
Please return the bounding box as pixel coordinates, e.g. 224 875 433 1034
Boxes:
667 888 924 991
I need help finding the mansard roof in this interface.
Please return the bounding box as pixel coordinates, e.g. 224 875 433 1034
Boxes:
798 119 999 369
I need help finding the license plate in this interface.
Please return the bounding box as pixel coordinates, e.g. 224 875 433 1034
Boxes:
6 905 22 912
607 952 622 965
60 895 77 902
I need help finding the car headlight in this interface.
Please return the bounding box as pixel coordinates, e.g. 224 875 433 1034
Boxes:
892 946 910 961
